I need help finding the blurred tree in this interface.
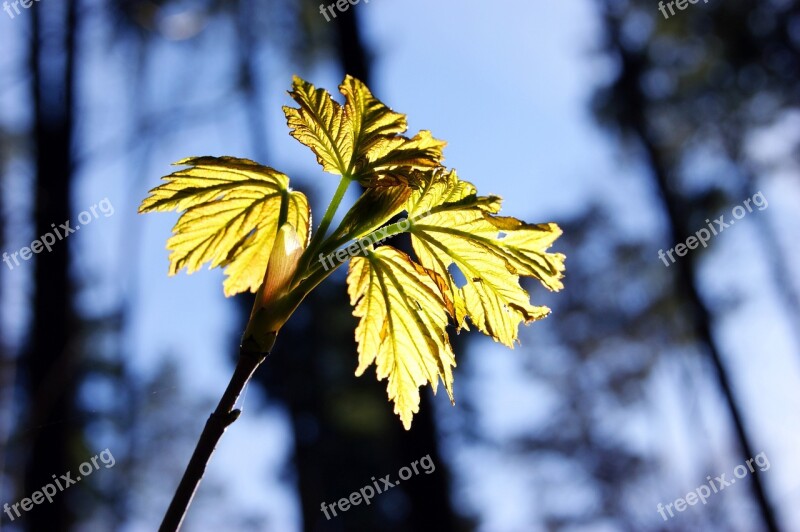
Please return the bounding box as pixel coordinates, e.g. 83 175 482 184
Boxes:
4 0 287 529
439 3 798 530
509 207 725 530
450 202 777 529
589 1 800 530
20 2 81 530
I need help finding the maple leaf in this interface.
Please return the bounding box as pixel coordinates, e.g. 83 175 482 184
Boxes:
404 169 566 346
138 156 310 297
283 76 445 186
347 246 456 429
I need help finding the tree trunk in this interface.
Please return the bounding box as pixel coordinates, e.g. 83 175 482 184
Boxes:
22 2 80 530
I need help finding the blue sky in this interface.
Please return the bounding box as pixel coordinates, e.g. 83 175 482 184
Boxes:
2 0 800 530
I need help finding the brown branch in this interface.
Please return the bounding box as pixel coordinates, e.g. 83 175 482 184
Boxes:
159 348 267 532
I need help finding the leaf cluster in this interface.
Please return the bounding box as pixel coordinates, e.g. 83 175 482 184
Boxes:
140 76 565 428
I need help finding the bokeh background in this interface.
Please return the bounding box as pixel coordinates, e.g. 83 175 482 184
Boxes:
1 0 799 530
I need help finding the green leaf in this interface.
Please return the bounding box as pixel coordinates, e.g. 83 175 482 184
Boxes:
138 156 310 297
283 76 445 185
406 169 565 346
283 77 352 175
347 246 456 430
359 131 447 187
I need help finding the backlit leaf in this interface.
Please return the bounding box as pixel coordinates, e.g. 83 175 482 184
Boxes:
139 156 310 296
406 169 565 346
283 76 445 185
347 246 456 429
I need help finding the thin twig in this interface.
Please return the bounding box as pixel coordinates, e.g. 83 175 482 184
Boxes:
159 348 267 532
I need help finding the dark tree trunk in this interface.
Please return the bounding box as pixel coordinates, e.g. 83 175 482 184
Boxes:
21 2 80 530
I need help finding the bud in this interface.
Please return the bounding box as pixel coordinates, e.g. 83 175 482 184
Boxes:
241 223 304 354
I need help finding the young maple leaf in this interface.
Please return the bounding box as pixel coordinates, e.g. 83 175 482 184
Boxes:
283 75 446 187
139 76 565 430
404 169 565 346
138 156 310 297
348 247 456 429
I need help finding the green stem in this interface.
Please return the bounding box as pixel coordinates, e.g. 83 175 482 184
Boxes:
302 217 415 281
315 176 353 247
297 175 352 278
361 218 412 246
